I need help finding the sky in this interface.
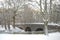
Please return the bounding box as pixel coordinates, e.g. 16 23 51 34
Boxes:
0 0 4 1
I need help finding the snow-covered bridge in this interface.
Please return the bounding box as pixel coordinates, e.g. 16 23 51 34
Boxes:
15 23 60 32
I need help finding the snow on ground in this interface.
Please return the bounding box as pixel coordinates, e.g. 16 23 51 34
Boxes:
0 32 60 40
47 32 60 40
0 25 60 40
0 25 25 33
0 25 5 31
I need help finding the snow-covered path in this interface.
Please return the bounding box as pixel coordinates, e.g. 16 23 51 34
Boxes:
0 32 60 40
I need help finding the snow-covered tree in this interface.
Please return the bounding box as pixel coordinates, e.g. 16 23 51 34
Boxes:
5 0 24 28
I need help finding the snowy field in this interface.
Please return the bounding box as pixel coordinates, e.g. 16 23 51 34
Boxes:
0 32 60 40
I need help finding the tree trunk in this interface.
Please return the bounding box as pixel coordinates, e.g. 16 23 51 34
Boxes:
50 0 52 22
13 16 15 28
8 21 10 30
44 0 48 35
1 21 3 28
44 20 48 35
4 20 7 29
